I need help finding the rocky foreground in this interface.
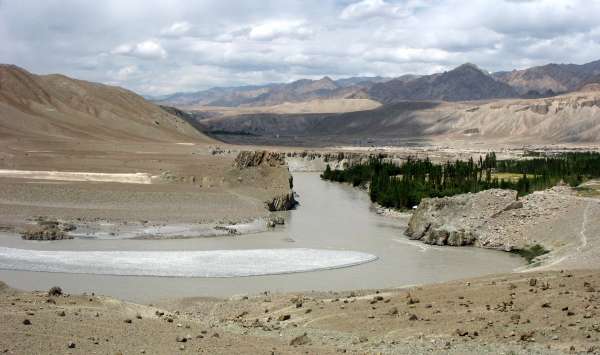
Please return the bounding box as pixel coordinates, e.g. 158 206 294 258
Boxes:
1 269 599 354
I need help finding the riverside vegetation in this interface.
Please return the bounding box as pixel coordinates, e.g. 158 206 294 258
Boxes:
321 152 600 210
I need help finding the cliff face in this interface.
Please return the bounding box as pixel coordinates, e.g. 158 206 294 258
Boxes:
234 150 286 168
405 189 518 247
232 150 296 211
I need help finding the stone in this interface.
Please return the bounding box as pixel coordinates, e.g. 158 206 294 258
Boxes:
456 329 468 337
278 314 291 321
289 333 311 346
22 319 31 325
176 336 187 343
48 286 63 296
408 314 418 321
67 341 76 349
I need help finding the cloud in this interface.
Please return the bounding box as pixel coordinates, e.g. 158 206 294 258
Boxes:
248 20 313 41
112 40 167 60
160 22 192 37
1 0 599 95
340 0 421 20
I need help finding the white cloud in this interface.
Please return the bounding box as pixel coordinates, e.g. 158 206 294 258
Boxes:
340 0 421 20
2 0 600 95
112 40 167 60
248 20 313 41
160 22 192 37
116 65 139 80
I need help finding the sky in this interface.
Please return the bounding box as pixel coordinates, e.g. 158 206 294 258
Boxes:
1 0 600 95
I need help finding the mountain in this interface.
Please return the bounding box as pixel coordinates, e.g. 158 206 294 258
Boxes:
493 60 600 95
334 76 393 87
368 63 518 104
154 76 387 108
0 64 209 142
199 89 600 145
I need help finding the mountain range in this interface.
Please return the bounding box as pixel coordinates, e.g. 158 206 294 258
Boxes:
155 59 600 109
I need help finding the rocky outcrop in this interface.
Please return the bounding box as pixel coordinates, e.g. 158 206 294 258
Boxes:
21 220 75 241
265 192 297 211
233 151 285 168
405 189 518 246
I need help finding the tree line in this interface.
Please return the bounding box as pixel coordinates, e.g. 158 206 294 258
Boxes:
321 152 600 210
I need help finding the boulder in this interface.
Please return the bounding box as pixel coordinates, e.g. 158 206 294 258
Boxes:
266 192 297 211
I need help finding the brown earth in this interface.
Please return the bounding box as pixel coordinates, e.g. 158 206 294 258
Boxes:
0 65 294 235
1 269 599 354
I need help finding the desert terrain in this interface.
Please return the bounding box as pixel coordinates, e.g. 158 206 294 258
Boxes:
2 59 600 355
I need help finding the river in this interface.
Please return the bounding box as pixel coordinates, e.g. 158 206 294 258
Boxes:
0 173 522 302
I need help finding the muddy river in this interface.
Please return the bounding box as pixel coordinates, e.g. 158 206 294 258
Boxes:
0 173 523 302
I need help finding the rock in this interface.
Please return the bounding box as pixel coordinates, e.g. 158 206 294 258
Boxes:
176 336 187 343
48 286 63 296
529 278 537 287
278 314 291 321
57 310 66 317
22 319 31 325
408 314 418 321
290 333 311 346
124 319 132 324
21 222 74 241
503 201 524 211
388 307 399 315
67 341 76 349
266 192 297 211
233 151 285 168
406 189 518 246
456 329 469 337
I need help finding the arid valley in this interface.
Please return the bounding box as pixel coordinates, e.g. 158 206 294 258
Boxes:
2 1 600 354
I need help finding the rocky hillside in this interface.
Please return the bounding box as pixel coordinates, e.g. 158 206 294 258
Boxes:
0 64 209 142
493 59 600 95
200 88 600 144
368 63 518 104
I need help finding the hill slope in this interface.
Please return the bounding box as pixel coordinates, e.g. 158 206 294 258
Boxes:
0 64 209 142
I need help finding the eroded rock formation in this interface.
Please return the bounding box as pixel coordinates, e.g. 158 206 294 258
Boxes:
405 189 518 246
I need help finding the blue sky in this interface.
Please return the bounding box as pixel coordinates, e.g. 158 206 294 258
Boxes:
1 0 599 95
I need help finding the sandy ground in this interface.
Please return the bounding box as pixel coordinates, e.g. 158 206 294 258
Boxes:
0 138 292 235
1 269 599 354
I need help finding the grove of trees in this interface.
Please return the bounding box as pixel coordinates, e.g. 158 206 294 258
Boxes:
321 152 600 209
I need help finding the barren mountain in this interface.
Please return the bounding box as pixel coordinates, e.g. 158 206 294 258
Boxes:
155 76 386 108
0 64 208 142
201 89 600 145
493 59 600 95
368 63 518 104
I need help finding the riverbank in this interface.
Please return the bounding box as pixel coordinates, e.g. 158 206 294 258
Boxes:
0 173 522 302
2 269 598 354
0 140 295 240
